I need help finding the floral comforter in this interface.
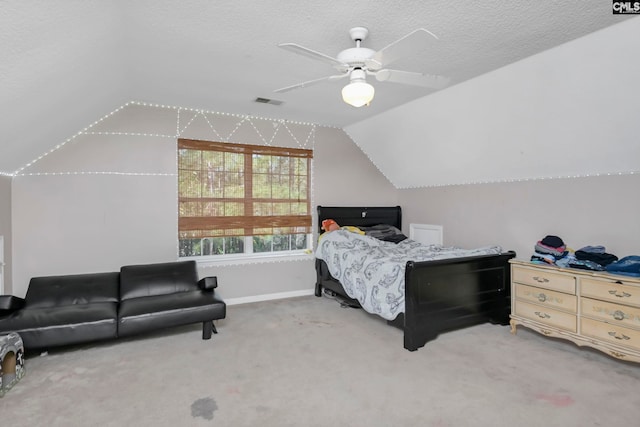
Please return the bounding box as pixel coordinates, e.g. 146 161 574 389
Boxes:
315 229 503 320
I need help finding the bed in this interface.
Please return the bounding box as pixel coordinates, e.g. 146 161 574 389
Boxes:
314 206 516 351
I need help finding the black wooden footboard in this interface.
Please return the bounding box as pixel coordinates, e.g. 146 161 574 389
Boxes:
402 251 516 351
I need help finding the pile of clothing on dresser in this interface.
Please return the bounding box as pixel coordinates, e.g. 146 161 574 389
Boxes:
531 235 640 277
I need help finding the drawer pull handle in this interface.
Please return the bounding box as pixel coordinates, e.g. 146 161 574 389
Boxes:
534 311 550 319
607 331 630 341
612 310 626 321
537 293 547 302
608 290 632 298
532 276 549 283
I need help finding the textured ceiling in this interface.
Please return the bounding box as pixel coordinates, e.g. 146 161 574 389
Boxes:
0 0 632 174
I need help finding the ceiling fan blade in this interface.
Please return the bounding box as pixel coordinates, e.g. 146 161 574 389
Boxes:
274 73 348 93
365 28 439 70
278 43 349 71
375 69 450 90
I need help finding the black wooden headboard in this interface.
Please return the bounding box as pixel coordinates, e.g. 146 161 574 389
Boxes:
316 206 402 233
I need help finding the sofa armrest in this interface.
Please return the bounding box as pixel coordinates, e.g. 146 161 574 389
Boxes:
0 295 26 315
198 276 218 290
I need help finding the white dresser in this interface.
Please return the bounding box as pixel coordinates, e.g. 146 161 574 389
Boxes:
509 259 640 363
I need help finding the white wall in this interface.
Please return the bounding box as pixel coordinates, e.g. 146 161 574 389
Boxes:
345 18 640 188
9 104 397 298
0 176 11 294
0 236 4 294
399 174 640 263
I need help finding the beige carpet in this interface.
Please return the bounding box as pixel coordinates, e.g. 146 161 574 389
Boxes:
2 295 639 426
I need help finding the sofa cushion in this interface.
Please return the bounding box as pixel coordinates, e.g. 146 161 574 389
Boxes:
119 260 199 301
0 302 118 349
118 291 225 337
25 272 120 309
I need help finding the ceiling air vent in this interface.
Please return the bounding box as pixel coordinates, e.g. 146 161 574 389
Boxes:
254 97 284 106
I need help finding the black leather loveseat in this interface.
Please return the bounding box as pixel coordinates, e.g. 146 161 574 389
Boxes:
0 261 226 351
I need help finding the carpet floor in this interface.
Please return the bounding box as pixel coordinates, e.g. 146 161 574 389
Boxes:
1 295 639 426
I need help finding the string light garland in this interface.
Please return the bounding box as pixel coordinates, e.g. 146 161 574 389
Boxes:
128 101 325 127
304 126 316 147
176 107 181 138
12 103 130 176
178 109 203 136
268 122 282 146
3 100 638 188
246 116 272 147
341 130 640 189
82 131 175 138
19 172 177 177
397 171 639 189
10 101 319 176
225 116 248 142
198 111 224 141
342 128 397 185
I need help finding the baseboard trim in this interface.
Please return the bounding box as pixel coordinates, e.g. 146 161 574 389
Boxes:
225 289 315 306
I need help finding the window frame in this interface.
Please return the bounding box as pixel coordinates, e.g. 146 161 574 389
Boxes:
177 139 313 264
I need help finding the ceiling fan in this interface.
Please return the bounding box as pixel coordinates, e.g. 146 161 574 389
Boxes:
275 27 450 107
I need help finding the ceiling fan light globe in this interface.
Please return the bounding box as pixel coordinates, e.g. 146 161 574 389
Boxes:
342 81 375 107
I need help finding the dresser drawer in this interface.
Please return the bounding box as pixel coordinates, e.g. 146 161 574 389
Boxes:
512 266 576 294
581 278 640 308
515 284 577 313
581 297 640 330
514 300 577 332
581 317 640 352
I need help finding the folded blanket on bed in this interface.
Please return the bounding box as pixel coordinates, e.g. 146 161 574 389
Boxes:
359 224 408 243
315 230 503 320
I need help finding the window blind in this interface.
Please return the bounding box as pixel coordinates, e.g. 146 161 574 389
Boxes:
178 139 313 238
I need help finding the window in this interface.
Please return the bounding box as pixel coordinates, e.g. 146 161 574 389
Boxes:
178 139 313 260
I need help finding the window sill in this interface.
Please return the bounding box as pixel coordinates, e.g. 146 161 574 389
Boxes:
180 251 315 267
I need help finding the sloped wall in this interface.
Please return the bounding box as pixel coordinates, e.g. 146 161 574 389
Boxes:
9 103 397 298
345 18 640 188
1 1 128 175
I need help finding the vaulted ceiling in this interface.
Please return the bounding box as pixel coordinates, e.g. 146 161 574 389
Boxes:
1 1 632 174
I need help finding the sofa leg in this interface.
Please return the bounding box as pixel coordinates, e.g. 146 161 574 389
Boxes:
202 321 218 340
202 321 212 340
